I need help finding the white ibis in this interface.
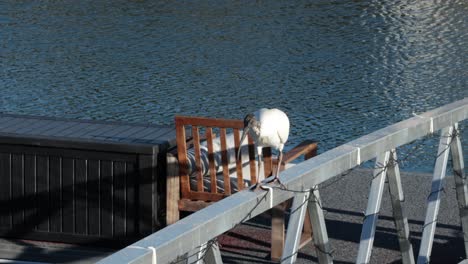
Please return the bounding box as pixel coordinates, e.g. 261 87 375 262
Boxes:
237 108 290 189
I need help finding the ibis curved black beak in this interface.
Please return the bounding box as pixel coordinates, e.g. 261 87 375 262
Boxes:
237 126 250 160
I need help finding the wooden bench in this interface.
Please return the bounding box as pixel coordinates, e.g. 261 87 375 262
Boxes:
166 115 318 260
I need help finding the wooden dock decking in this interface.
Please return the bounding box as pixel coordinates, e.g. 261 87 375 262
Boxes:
0 114 176 153
0 114 176 249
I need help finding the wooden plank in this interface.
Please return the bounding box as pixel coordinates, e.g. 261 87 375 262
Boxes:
0 153 11 228
271 202 286 261
55 122 92 137
2 118 36 133
113 126 148 141
127 127 155 141
175 119 190 198
234 128 244 190
62 158 74 234
192 126 204 192
138 155 154 234
75 159 87 235
151 128 177 145
89 124 122 138
140 127 174 140
11 154 24 227
60 122 97 138
248 136 257 185
100 160 113 237
206 128 217 194
65 123 107 139
98 125 134 139
14 119 55 134
49 156 62 232
283 140 318 164
36 155 49 231
92 124 139 140
300 210 313 248
166 153 180 225
0 144 136 164
114 161 126 237
88 159 100 236
22 120 66 135
175 116 243 129
77 124 116 139
0 117 15 129
126 161 136 235
178 199 215 212
220 128 231 195
36 121 72 136
184 191 226 202
23 155 36 229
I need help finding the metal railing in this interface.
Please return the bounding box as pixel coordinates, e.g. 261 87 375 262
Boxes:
98 98 467 264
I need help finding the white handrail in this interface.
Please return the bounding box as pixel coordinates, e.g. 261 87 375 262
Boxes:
98 98 467 264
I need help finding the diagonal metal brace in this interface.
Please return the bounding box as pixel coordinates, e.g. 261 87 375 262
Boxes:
387 149 414 264
308 187 333 263
449 123 468 257
356 151 391 263
417 126 454 264
281 191 310 264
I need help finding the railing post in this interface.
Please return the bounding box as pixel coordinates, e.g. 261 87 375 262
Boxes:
356 151 390 263
281 191 310 264
187 241 223 264
417 126 454 264
387 150 415 264
308 187 333 263
187 242 207 264
204 242 223 264
186 241 222 264
450 123 468 256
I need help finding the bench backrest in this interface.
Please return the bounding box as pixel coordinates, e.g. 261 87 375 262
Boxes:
175 116 273 202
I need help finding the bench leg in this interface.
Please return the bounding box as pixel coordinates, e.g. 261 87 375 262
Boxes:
166 154 180 225
271 202 286 261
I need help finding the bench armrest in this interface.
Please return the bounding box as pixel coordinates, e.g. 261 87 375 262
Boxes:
282 139 318 165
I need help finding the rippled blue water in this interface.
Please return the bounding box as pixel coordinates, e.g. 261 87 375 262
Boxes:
0 0 467 172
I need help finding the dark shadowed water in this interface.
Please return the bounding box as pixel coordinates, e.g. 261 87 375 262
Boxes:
1 0 467 172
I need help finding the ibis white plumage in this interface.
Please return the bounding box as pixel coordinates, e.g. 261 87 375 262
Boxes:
237 108 290 188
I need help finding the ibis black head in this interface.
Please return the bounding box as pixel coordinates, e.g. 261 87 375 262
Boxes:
238 113 255 160
243 113 255 128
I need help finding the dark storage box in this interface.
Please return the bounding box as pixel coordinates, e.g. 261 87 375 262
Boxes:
0 114 176 247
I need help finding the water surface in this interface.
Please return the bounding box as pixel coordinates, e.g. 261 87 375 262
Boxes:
1 0 467 172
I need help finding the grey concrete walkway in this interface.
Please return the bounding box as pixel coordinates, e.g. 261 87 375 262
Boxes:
220 169 466 263
0 169 466 263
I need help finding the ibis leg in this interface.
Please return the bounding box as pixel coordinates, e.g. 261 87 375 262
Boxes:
275 151 283 179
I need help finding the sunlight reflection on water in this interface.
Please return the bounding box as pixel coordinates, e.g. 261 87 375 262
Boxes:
0 0 466 172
